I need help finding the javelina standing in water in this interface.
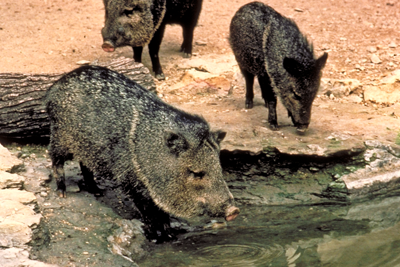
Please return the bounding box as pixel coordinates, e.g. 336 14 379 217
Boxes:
101 0 203 80
229 2 328 132
45 66 239 242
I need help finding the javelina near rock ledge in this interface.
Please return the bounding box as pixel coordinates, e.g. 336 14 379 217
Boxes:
229 2 328 132
101 0 203 80
45 65 239 242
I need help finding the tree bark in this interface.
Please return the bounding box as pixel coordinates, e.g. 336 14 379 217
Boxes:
0 58 156 140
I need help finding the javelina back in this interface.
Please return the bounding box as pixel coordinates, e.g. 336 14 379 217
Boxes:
101 0 203 80
45 65 239 242
229 2 328 132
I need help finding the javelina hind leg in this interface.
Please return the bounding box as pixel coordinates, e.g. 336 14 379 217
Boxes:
241 68 254 109
149 23 166 80
180 24 194 58
258 73 278 130
79 162 103 196
132 47 143 63
51 156 67 198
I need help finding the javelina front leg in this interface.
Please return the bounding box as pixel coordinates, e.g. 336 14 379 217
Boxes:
51 157 67 198
127 182 176 243
79 162 103 196
149 24 166 80
241 68 255 109
258 73 278 130
132 47 143 63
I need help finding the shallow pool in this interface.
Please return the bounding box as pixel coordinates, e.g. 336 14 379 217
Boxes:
137 195 400 267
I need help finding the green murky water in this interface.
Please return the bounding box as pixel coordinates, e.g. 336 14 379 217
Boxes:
138 196 400 267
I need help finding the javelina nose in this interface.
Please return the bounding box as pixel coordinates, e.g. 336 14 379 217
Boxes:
225 206 240 221
102 41 115 52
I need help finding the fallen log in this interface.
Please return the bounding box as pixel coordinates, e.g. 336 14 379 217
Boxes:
0 58 156 140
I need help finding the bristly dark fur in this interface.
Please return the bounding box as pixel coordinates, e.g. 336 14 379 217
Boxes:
45 66 237 242
229 1 328 132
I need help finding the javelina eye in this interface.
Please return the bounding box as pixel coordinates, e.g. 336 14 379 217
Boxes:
123 6 141 18
124 8 134 17
189 170 206 180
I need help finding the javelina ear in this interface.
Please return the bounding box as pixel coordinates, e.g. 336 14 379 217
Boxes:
212 130 227 144
165 131 189 155
283 57 304 76
316 52 328 71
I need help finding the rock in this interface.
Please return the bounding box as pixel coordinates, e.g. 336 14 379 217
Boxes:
306 144 327 156
0 145 23 172
380 69 400 84
107 219 147 264
367 46 377 53
346 94 363 104
0 172 24 189
370 54 382 64
389 42 397 48
177 54 237 75
170 69 231 94
76 60 90 65
363 69 400 104
0 190 41 248
342 142 400 200
364 83 400 104
195 40 207 46
0 189 37 204
0 247 58 267
320 78 362 97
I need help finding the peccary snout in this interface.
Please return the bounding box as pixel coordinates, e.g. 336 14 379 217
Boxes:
102 41 115 52
226 206 240 221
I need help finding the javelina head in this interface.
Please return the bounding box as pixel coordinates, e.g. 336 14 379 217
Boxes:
281 52 328 132
101 0 164 51
146 128 239 222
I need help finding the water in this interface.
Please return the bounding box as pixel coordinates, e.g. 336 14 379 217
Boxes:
137 196 400 267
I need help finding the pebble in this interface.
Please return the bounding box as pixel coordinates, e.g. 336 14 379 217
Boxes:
371 54 382 64
76 60 90 65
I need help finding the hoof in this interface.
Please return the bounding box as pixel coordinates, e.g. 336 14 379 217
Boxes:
56 189 66 198
155 73 165 80
245 101 253 109
296 124 309 134
269 123 279 131
182 52 192 58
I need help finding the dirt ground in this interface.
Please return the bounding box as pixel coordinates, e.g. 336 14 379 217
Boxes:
1 0 400 153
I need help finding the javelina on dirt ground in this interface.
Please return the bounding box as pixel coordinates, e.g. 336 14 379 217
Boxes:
45 65 239 242
229 2 328 132
101 0 203 80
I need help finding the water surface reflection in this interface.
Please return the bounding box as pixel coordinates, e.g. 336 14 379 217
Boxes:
138 196 400 267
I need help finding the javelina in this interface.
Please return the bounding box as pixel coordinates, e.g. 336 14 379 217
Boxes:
45 65 239 242
101 0 203 80
229 2 328 132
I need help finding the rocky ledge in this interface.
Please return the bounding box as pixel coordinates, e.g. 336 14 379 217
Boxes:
0 145 57 267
